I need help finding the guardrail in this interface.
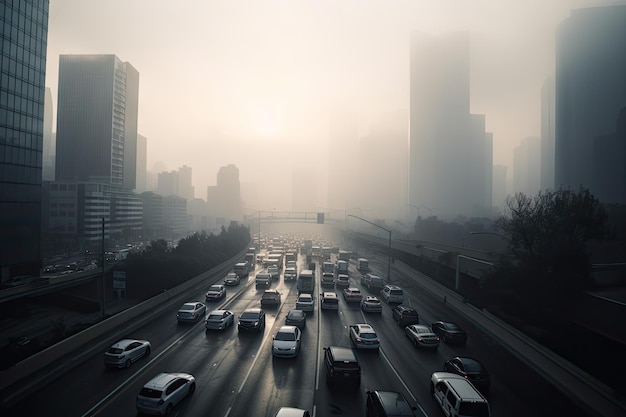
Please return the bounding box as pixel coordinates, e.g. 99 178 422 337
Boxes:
0 246 249 410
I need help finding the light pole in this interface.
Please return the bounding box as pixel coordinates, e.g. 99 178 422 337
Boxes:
348 214 392 282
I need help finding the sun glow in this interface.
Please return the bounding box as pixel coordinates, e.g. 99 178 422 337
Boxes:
247 102 281 139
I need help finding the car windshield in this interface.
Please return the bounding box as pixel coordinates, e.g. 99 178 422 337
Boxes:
464 362 485 372
447 323 462 331
288 311 304 319
107 347 123 354
241 312 259 319
208 314 223 320
180 305 194 311
209 286 221 291
275 332 296 341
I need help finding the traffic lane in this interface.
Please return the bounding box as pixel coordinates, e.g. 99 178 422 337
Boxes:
94 289 288 417
4 295 213 416
316 293 424 417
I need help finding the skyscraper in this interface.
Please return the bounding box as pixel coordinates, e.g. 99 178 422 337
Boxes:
42 87 55 181
135 133 147 192
55 55 139 189
555 5 626 195
409 32 492 219
540 76 555 191
208 164 241 224
0 0 50 281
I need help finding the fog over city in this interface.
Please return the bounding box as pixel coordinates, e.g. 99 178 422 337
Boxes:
45 0 624 214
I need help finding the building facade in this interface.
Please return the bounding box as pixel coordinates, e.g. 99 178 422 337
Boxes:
0 0 49 281
409 32 492 219
555 5 626 196
55 54 139 189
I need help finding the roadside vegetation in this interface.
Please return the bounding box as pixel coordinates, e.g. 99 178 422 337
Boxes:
120 223 250 299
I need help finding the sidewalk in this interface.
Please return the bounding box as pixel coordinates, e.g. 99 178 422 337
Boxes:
392 260 626 417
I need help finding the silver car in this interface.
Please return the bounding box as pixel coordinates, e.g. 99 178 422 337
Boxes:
136 372 195 415
205 309 235 330
224 272 240 286
272 325 302 358
104 338 151 368
349 323 380 350
176 302 206 322
405 324 440 349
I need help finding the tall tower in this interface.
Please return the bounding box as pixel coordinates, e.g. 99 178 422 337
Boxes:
215 164 241 222
0 0 50 281
409 32 491 218
43 87 55 181
55 55 139 189
555 5 626 194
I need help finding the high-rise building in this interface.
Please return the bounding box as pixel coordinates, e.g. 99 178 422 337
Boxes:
540 76 555 191
0 0 49 281
43 87 55 181
157 170 179 197
55 55 139 189
135 133 147 192
492 164 508 214
513 137 541 197
409 32 492 219
178 164 194 201
208 164 241 224
555 5 626 195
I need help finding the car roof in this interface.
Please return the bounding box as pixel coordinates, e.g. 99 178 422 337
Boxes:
346 287 360 291
354 323 376 333
111 338 141 348
208 309 229 315
243 308 263 313
385 284 402 290
277 325 298 333
143 373 187 389
364 296 379 301
327 346 358 362
322 292 337 297
370 391 414 416
410 324 434 332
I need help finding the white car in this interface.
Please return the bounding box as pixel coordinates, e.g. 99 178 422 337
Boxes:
349 323 380 350
136 372 195 415
176 302 206 322
272 325 302 357
296 293 315 312
361 296 383 313
224 272 240 286
405 324 440 349
104 338 151 368
205 309 235 330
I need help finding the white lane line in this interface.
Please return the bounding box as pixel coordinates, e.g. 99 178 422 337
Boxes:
380 348 430 417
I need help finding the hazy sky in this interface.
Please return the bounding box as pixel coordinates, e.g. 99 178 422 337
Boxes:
45 0 624 203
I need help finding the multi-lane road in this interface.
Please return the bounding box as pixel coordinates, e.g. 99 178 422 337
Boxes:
5 245 589 417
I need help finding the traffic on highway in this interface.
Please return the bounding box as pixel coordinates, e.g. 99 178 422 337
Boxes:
5 233 588 417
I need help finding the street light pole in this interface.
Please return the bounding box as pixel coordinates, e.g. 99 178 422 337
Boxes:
348 214 392 282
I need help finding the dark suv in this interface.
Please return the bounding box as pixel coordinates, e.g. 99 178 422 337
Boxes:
238 308 266 332
391 305 419 327
366 390 418 417
323 346 361 387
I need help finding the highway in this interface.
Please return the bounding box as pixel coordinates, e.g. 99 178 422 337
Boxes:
4 238 589 417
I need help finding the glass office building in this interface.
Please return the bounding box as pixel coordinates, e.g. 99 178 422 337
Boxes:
0 0 49 281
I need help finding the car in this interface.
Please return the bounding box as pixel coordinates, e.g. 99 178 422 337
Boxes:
296 293 315 312
431 321 468 345
255 271 272 287
323 345 361 387
444 356 491 391
380 285 404 304
431 372 490 417
205 309 235 330
275 407 311 417
361 273 385 291
405 324 440 349
336 273 350 287
349 323 380 350
104 338 151 368
268 265 280 279
224 272 240 286
285 308 306 328
176 302 207 322
272 325 302 357
261 289 282 306
366 390 418 417
343 287 363 303
320 291 339 310
238 308 266 332
392 305 419 327
136 372 195 415
284 267 298 281
361 296 383 313
205 284 226 301
321 272 335 286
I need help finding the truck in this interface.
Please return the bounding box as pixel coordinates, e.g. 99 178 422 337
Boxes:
322 261 335 274
334 260 349 277
297 269 316 294
357 258 369 271
234 262 250 277
255 271 272 287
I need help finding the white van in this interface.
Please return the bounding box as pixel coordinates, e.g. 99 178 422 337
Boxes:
431 372 490 417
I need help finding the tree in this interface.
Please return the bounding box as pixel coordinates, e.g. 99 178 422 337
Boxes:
495 187 610 295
